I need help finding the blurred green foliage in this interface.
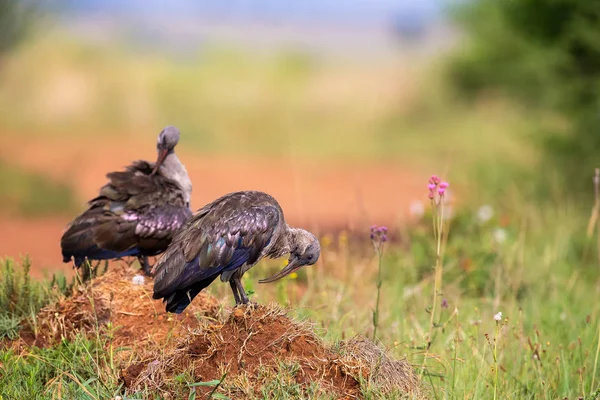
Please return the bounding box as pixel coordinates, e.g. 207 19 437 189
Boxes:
0 0 34 56
0 32 536 177
0 159 78 216
449 0 600 196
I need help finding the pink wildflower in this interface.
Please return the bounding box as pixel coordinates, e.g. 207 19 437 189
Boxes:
427 175 450 202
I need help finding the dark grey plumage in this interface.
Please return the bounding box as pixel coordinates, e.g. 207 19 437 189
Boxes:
61 126 193 275
152 191 320 313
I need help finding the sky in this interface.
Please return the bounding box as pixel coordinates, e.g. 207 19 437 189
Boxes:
53 0 442 23
48 0 450 58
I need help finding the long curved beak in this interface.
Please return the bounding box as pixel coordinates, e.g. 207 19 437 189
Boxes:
259 258 302 284
151 148 169 175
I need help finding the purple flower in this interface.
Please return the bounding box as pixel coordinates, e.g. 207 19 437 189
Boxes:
439 182 449 189
370 225 388 246
441 298 448 309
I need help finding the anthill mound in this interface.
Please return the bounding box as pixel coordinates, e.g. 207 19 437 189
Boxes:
123 304 423 399
21 263 220 349
10 264 422 398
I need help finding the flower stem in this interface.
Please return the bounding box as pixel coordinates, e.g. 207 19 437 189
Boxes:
372 245 384 340
428 200 445 348
493 323 500 400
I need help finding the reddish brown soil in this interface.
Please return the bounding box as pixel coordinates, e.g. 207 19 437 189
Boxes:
0 133 428 276
18 263 220 349
124 304 362 399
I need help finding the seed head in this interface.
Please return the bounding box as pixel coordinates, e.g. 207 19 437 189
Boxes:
493 228 507 243
477 205 494 223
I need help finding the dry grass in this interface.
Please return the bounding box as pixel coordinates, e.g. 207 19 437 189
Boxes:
339 337 425 398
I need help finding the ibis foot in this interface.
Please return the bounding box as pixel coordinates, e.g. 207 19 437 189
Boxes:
138 256 153 277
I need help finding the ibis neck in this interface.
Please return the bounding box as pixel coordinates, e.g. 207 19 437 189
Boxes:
268 225 300 259
158 151 192 205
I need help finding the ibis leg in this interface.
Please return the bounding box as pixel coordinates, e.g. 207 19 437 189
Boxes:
138 256 152 276
229 280 242 305
233 276 249 304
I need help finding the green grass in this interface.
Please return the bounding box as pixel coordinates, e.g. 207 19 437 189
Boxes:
242 192 600 399
0 336 122 399
0 160 78 217
2 192 598 398
0 257 65 340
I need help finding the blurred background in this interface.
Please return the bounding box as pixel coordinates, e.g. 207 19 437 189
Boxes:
0 0 596 277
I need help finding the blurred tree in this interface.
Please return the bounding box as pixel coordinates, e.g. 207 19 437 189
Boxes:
449 0 600 196
0 0 35 57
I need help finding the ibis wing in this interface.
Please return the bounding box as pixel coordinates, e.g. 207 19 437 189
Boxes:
92 160 190 247
152 194 280 300
61 161 191 264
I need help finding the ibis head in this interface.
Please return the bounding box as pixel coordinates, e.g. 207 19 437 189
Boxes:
259 228 321 283
152 126 181 175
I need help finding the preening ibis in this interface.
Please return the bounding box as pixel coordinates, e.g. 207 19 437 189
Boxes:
152 191 320 313
60 126 193 275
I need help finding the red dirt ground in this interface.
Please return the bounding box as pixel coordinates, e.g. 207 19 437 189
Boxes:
0 133 429 276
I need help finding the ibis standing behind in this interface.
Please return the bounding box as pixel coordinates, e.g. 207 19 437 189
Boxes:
60 126 193 275
152 191 320 313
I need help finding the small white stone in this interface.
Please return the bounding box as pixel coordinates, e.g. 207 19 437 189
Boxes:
132 274 145 285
